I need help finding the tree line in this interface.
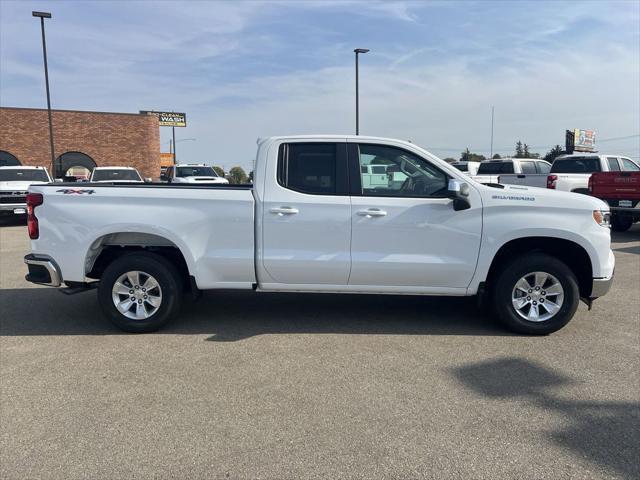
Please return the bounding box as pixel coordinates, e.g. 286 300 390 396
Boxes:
443 142 565 164
212 166 253 184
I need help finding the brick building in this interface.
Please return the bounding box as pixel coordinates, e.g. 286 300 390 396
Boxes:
0 107 160 179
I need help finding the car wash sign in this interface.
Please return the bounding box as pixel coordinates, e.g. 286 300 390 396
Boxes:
157 111 186 127
141 111 187 127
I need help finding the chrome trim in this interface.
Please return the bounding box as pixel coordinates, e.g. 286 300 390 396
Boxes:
591 275 613 298
24 255 62 287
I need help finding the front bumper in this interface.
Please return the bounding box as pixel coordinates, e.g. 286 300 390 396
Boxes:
0 203 27 213
24 254 62 287
590 273 614 299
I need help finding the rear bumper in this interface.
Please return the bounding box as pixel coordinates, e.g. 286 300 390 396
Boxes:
24 254 62 287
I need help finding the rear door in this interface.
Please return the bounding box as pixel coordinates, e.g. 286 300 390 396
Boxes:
261 141 352 286
347 142 482 290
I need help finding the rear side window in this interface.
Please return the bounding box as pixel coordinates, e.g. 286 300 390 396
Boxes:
477 162 514 174
606 157 620 171
550 157 601 173
278 143 347 195
621 158 639 171
520 161 536 174
536 162 551 174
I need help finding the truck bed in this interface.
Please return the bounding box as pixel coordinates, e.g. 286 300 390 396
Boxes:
29 182 257 289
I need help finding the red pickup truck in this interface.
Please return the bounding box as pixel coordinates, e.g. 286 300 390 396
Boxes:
589 171 640 231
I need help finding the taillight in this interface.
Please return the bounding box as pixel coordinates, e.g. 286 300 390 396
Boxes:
26 193 43 239
547 175 558 189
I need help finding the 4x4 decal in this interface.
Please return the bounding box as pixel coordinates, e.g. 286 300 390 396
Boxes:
56 189 95 195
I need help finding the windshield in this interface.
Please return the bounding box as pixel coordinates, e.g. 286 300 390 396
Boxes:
0 169 50 182
92 169 142 181
176 166 216 177
550 157 601 173
453 164 468 172
477 162 514 174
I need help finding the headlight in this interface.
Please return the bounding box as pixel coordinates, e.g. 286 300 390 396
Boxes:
593 210 610 227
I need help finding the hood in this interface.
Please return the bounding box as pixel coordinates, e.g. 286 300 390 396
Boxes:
480 183 608 211
0 180 49 192
92 180 144 183
182 176 227 183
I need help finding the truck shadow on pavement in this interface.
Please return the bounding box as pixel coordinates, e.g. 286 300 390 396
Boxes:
0 288 512 338
452 358 640 479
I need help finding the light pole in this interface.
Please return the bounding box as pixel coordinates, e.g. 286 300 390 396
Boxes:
490 106 494 159
167 138 196 164
32 11 56 175
354 48 369 135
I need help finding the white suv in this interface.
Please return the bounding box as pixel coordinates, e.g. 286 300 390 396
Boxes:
163 164 229 184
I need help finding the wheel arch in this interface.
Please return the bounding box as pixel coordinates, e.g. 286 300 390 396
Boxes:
85 232 192 288
484 236 594 298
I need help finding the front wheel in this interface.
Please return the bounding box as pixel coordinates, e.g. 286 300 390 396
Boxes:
98 252 183 333
492 253 579 335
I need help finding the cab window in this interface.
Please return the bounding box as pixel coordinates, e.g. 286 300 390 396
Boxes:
607 157 620 171
621 158 640 171
356 144 448 197
277 143 348 195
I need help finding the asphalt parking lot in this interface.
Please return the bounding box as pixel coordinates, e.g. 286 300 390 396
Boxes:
1 217 638 480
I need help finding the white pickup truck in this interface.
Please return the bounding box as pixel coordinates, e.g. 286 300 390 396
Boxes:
472 158 551 186
162 164 229 184
547 154 640 194
0 166 52 216
24 135 614 335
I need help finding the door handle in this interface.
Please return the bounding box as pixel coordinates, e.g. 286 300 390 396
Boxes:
357 208 387 217
270 206 299 215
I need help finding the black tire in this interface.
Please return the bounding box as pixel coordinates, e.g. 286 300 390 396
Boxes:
611 215 633 232
492 253 579 335
98 252 183 333
571 188 591 196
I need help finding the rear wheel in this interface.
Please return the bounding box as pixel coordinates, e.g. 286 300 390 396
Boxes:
98 252 182 332
492 253 579 335
611 215 633 232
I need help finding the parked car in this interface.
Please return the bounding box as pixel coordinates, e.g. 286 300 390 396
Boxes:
24 135 614 335
0 166 52 216
90 166 144 183
472 158 551 185
547 154 639 194
162 164 229 184
451 161 480 176
589 171 640 232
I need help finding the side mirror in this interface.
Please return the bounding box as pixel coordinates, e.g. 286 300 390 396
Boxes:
447 179 471 211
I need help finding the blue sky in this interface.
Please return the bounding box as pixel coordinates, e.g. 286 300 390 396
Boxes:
1 0 639 171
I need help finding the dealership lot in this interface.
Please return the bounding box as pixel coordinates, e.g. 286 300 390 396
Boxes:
1 219 638 479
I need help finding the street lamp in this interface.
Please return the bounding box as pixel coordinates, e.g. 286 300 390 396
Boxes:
32 11 56 176
167 138 196 163
354 48 369 135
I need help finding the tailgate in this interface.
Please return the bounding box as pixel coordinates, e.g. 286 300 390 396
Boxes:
590 172 640 200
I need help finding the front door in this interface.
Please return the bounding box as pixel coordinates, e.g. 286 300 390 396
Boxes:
348 142 482 290
261 141 352 286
